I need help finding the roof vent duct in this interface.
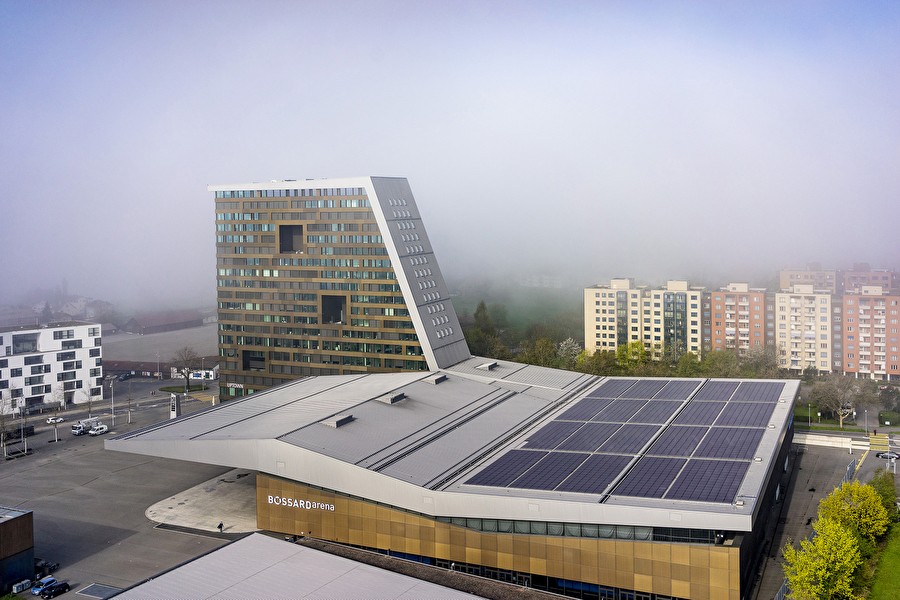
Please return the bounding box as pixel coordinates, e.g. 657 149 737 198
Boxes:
426 374 447 385
322 414 354 428
476 361 498 371
379 392 406 405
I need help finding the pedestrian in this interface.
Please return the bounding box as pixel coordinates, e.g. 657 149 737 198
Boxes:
217 522 224 533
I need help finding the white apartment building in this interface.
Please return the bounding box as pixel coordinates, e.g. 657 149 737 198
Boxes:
0 322 103 415
583 279 703 360
773 285 832 373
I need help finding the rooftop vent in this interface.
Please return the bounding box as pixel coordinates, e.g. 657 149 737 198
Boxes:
476 361 498 371
321 414 354 428
379 392 406 405
426 374 447 385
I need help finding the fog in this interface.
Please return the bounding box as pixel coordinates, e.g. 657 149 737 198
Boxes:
2 1 898 311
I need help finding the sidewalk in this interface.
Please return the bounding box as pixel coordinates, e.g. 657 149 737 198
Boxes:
145 469 259 534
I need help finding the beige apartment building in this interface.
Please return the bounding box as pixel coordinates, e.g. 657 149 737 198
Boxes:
773 285 832 374
584 279 703 360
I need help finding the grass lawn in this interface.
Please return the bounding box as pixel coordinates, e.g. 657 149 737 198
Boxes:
870 524 900 598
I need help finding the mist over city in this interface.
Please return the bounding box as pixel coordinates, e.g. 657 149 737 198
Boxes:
2 1 898 312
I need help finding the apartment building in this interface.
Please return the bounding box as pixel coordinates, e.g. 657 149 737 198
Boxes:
708 283 767 355
842 286 900 381
0 322 103 415
773 285 832 374
842 264 897 294
211 177 469 398
583 279 703 360
778 266 839 294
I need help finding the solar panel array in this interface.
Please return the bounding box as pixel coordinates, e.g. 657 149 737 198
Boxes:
464 378 787 505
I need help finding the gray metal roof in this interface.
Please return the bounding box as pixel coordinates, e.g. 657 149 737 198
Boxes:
114 533 481 599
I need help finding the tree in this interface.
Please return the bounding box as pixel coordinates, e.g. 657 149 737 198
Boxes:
556 338 581 371
868 469 897 522
172 346 199 393
82 388 94 418
473 301 496 338
518 338 558 367
675 352 701 377
616 341 648 371
699 350 741 378
813 374 864 430
575 350 620 376
740 346 780 379
782 517 861 600
818 480 890 544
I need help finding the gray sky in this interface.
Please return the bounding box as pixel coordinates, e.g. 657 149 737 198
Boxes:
2 1 898 309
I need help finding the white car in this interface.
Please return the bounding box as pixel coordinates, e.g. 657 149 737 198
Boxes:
46 416 65 424
89 423 108 436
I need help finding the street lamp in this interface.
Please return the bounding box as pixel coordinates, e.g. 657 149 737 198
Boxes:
110 380 115 427
808 403 811 428
156 352 161 380
865 409 868 435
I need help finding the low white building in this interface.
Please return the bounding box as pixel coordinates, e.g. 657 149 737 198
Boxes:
0 322 103 415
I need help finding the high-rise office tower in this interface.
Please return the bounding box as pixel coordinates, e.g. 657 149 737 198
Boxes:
211 177 470 398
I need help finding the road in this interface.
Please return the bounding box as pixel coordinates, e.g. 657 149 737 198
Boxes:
0 379 229 594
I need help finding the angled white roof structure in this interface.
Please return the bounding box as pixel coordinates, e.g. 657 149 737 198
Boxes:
108 360 798 533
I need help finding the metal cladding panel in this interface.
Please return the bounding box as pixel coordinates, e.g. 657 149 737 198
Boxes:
282 375 510 465
369 177 470 370
379 392 552 486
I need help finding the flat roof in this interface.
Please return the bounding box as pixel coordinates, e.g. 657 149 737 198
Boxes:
108 361 797 532
115 533 481 599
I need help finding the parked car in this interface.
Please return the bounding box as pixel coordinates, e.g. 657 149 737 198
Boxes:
116 372 133 381
34 558 60 575
88 423 108 436
31 576 56 595
876 451 899 460
40 580 70 598
46 416 65 424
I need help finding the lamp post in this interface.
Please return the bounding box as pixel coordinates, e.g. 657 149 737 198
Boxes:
865 409 868 435
156 352 161 380
110 380 115 427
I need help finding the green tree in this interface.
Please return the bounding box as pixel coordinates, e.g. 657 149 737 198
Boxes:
699 350 741 378
782 517 861 600
518 338 558 367
740 346 780 378
868 469 897 521
616 341 648 371
675 352 701 377
818 480 890 544
473 301 496 337
813 374 866 430
576 350 620 376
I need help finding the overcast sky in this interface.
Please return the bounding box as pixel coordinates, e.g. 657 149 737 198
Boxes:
2 1 898 309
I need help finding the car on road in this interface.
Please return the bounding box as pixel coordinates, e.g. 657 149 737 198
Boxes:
40 580 70 598
89 423 109 436
875 451 899 460
31 576 56 595
46 416 65 424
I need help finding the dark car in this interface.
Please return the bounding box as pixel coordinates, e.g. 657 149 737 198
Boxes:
40 580 70 598
876 451 899 460
116 372 133 381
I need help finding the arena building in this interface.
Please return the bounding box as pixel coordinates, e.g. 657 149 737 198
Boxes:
108 364 796 600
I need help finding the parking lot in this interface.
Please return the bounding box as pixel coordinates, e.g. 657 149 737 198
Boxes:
1 385 230 595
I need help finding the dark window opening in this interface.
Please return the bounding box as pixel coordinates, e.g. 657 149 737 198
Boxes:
322 295 346 324
279 224 304 253
242 350 266 372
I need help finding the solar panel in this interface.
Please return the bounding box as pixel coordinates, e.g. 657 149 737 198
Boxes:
465 449 547 487
653 379 702 400
556 454 634 495
599 424 660 454
674 401 725 425
613 457 686 498
522 421 584 450
694 427 764 460
620 379 668 399
593 399 648 422
630 400 683 424
557 422 621 452
666 459 749 503
588 379 638 398
510 452 590 491
715 402 776 427
692 381 739 401
647 425 709 457
557 397 614 421
732 381 785 402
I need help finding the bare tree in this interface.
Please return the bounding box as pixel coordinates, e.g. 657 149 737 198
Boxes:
812 374 873 430
172 346 199 393
82 387 94 418
0 390 9 458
